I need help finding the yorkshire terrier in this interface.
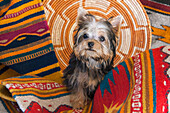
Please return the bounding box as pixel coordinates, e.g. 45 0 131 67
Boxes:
63 7 122 109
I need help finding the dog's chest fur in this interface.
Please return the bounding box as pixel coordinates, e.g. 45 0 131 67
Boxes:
63 53 109 98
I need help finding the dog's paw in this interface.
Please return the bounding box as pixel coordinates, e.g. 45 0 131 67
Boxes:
70 93 88 109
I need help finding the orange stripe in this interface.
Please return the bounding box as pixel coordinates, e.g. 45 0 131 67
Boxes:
25 63 60 75
10 87 67 93
1 77 48 82
12 90 68 98
1 5 44 24
0 14 45 31
145 50 154 112
141 52 147 112
7 0 40 13
0 36 51 59
144 5 170 15
2 80 57 85
1 98 18 113
122 59 134 113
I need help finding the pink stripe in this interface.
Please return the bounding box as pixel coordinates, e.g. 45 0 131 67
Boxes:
140 0 170 12
0 21 48 45
2 3 42 20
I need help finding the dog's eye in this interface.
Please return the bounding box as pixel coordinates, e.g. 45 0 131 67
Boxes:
83 33 88 39
99 36 105 42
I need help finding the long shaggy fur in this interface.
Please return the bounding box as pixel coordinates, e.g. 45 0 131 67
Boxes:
63 8 121 109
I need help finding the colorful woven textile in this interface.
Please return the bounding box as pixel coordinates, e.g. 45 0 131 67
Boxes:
0 0 169 113
91 45 170 113
0 0 61 76
43 0 152 70
0 0 62 112
0 46 169 113
0 75 72 113
140 0 170 48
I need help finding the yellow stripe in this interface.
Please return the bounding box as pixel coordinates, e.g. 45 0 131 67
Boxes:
0 14 45 31
1 6 44 24
141 52 147 112
1 77 49 82
0 36 51 58
0 64 5 70
43 71 63 84
10 87 67 93
25 63 60 75
146 50 154 112
12 90 68 98
7 0 40 13
2 79 56 85
121 59 135 113
144 5 170 15
0 6 10 16
0 69 20 80
0 0 19 20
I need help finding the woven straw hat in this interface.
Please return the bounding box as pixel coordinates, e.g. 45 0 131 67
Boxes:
43 0 152 70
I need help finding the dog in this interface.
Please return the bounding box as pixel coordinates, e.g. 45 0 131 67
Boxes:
63 7 122 109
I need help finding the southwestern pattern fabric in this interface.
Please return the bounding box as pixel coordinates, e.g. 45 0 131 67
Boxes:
0 0 61 76
91 45 170 113
0 46 169 113
0 0 170 113
0 0 62 112
140 0 170 48
0 75 72 113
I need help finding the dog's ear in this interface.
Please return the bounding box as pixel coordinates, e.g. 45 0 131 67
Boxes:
108 16 122 46
76 7 95 27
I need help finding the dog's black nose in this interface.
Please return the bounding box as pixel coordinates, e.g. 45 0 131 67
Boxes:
88 42 94 48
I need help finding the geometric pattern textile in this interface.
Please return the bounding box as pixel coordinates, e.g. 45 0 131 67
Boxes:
0 75 71 113
0 0 62 112
91 45 170 113
0 46 169 113
0 0 61 77
140 0 170 48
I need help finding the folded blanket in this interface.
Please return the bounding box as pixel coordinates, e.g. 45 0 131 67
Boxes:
0 0 61 76
0 0 62 112
0 46 169 113
92 45 170 113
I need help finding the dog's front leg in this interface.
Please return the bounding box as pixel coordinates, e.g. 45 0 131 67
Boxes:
70 86 88 109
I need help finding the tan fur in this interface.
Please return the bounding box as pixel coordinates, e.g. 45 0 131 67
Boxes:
63 7 122 109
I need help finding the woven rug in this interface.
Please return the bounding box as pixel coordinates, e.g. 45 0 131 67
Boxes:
92 45 170 113
0 46 169 113
0 0 61 76
140 0 170 49
43 0 152 70
0 0 62 112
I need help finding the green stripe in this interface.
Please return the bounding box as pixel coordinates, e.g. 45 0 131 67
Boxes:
0 0 11 7
149 49 157 113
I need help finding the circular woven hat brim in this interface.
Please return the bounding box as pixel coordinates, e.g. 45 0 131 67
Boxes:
43 0 152 70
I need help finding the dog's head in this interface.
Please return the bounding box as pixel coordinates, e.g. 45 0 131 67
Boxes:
73 8 122 70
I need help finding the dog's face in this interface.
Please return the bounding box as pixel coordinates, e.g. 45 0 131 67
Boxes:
73 8 122 70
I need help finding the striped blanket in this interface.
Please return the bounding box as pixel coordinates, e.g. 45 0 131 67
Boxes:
0 0 62 112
